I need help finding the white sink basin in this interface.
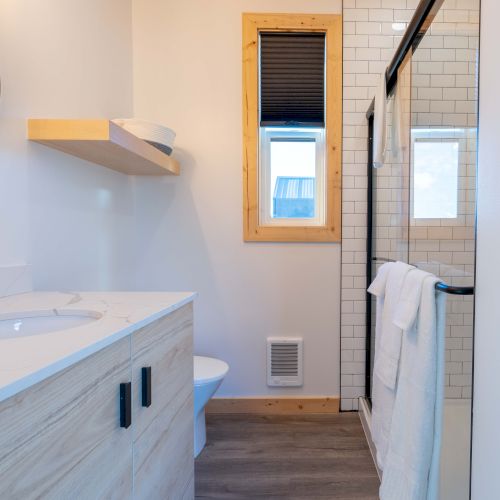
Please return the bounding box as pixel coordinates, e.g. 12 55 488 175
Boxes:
0 311 102 339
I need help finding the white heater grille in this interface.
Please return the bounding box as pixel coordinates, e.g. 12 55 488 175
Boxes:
267 337 303 387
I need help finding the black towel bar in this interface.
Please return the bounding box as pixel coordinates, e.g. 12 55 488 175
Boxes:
372 257 474 296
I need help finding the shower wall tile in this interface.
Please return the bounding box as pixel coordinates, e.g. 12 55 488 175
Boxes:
341 0 410 412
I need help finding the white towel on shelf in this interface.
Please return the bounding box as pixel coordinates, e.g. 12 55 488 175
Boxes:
379 270 446 500
373 71 388 168
367 261 414 470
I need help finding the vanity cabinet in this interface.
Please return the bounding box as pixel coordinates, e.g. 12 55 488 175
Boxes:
132 303 194 499
0 303 194 500
0 337 133 499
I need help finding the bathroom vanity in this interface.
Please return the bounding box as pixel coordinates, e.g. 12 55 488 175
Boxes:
0 291 195 499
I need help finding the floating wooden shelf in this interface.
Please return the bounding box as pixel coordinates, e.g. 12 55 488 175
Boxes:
27 119 180 176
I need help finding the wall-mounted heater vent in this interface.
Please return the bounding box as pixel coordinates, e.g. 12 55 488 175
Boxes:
267 337 303 387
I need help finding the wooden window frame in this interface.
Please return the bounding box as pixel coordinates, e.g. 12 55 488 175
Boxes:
242 13 342 242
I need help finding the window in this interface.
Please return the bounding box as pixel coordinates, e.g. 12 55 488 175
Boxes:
412 137 460 219
260 127 325 225
242 14 342 242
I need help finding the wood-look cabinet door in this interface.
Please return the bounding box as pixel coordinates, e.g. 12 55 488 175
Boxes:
131 303 194 500
0 337 133 500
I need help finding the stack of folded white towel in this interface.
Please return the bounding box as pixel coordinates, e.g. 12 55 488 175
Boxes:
368 262 446 500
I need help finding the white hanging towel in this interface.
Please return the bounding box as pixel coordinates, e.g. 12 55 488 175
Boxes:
373 70 388 168
367 261 414 470
390 81 405 163
379 270 446 500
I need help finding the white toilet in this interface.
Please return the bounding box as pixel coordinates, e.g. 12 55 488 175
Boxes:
193 355 229 458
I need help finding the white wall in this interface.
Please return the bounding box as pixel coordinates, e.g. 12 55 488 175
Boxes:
471 0 500 496
0 0 135 290
132 0 342 397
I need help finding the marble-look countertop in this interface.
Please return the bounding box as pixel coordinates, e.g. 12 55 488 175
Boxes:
0 291 196 403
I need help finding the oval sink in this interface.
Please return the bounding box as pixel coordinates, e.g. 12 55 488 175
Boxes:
0 312 102 339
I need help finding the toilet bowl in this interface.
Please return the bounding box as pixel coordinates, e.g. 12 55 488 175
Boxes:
194 355 229 458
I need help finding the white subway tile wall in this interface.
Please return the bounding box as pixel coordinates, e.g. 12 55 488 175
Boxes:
341 0 479 410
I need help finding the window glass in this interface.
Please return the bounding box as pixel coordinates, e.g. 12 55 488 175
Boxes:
270 139 316 219
257 30 327 228
259 127 325 226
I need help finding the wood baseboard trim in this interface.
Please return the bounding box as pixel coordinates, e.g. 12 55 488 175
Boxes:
206 397 340 415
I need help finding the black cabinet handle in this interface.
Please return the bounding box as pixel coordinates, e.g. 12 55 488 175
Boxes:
142 366 152 407
120 382 132 428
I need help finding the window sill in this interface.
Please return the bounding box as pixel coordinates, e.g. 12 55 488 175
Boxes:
243 223 340 243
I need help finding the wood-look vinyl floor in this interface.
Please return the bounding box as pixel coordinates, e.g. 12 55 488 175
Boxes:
195 413 380 499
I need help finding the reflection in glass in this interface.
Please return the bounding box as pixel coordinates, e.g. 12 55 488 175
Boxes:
413 139 459 219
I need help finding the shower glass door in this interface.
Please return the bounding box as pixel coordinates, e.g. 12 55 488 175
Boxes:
409 2 479 498
368 1 479 498
369 55 412 399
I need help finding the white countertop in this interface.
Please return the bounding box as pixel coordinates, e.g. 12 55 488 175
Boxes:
0 291 196 403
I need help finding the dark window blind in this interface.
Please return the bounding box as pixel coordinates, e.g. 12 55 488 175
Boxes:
260 32 325 126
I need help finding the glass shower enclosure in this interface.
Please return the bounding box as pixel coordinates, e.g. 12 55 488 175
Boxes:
365 0 479 498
